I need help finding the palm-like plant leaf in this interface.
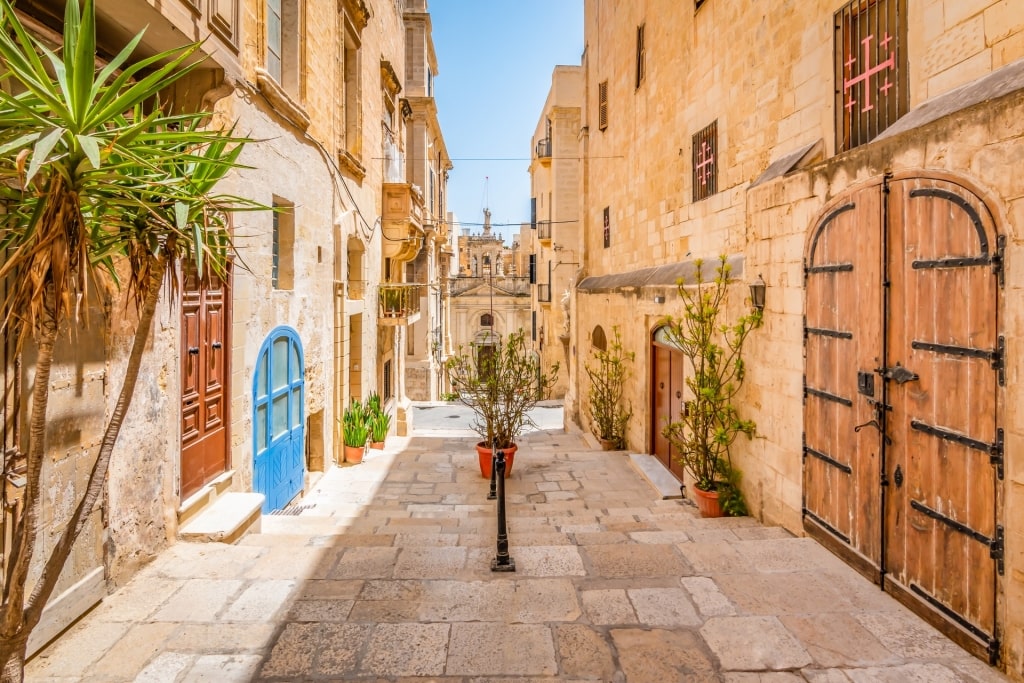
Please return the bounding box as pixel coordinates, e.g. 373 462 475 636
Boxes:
0 1 266 676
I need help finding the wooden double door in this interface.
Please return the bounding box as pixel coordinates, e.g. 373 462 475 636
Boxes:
803 175 1003 663
180 263 230 500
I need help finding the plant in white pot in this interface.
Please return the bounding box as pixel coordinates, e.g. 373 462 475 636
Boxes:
446 328 558 478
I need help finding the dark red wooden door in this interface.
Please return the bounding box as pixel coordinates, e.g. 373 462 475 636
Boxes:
181 263 230 499
651 332 685 480
804 176 1002 663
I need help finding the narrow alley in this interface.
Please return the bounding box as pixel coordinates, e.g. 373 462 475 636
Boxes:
25 406 1007 682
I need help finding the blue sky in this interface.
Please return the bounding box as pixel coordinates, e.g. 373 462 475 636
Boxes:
429 1 584 244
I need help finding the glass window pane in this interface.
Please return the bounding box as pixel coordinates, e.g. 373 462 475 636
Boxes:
256 404 268 452
256 352 268 398
290 343 300 382
272 338 288 390
291 387 302 428
272 394 289 438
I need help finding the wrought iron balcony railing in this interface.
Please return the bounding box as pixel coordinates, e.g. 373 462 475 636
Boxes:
537 283 552 303
537 220 552 242
378 283 425 323
535 137 552 159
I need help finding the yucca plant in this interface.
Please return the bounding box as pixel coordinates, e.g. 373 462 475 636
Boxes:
0 1 261 679
342 399 370 448
369 410 392 444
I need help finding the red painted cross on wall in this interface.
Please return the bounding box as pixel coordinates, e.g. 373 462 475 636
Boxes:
696 141 715 187
844 32 895 114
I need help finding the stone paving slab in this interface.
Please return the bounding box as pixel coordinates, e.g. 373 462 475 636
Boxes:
24 414 1011 682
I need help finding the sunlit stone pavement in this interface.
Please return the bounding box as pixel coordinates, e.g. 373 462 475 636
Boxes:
26 404 1008 682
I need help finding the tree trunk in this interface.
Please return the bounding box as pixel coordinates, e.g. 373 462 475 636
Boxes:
25 255 169 629
0 313 57 683
0 633 27 683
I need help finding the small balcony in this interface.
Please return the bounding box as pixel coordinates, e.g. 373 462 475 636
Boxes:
382 183 425 262
537 220 552 244
535 137 552 162
378 283 425 325
537 283 552 304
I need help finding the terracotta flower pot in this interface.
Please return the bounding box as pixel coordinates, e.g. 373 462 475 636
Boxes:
598 437 618 451
369 440 385 450
344 444 365 464
691 484 724 518
476 442 517 479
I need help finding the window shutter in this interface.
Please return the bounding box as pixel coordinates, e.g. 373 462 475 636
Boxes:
531 198 537 229
529 254 536 284
598 81 608 131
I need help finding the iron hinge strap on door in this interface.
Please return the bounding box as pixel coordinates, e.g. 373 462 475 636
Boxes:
993 234 1006 287
908 582 1002 666
909 501 1005 576
911 421 1004 480
911 336 1005 386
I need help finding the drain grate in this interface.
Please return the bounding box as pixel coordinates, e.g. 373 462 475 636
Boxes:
269 503 316 516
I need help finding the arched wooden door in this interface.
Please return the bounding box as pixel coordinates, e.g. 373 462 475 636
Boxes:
253 327 305 513
804 175 1002 663
651 326 685 480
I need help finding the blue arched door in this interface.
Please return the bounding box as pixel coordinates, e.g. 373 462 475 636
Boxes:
253 327 305 512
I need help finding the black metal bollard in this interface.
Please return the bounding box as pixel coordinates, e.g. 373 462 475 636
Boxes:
490 447 515 572
487 439 497 501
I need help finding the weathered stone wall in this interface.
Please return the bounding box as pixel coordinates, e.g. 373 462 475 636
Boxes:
579 0 1024 674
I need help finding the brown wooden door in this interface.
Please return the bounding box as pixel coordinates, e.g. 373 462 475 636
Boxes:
804 176 1002 663
884 178 1000 661
803 185 884 566
651 334 685 480
181 263 230 500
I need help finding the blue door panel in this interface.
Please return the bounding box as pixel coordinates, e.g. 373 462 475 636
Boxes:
253 327 305 513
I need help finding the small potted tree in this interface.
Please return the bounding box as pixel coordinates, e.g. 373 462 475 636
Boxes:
342 398 370 464
447 328 559 478
584 325 634 450
659 256 762 517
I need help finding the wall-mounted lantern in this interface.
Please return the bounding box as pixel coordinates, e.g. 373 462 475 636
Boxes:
749 274 766 311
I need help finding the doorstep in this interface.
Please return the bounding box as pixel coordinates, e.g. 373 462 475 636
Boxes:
629 453 683 500
179 492 265 544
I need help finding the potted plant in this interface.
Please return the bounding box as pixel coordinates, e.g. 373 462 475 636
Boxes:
369 410 391 450
659 256 762 517
342 398 370 464
446 328 559 478
584 325 634 450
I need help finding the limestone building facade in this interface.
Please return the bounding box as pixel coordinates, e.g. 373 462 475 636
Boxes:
563 0 1024 674
528 66 584 400
449 212 532 356
1 0 448 653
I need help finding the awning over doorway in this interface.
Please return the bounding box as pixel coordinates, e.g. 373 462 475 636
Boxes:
577 254 744 293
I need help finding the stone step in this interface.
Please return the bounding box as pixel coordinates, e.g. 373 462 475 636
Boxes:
629 453 684 500
179 492 264 544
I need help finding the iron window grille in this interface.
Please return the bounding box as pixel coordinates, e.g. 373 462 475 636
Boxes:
635 24 646 88
692 120 718 202
834 0 908 153
603 207 610 249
